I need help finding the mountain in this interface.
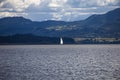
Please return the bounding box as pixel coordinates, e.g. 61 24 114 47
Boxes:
0 17 67 36
0 8 120 38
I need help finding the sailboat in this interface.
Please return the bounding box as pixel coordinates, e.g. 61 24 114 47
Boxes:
60 37 63 45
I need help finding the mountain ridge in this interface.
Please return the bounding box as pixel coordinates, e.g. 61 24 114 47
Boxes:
0 8 120 38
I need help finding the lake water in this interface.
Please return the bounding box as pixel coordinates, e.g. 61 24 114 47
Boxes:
0 45 120 80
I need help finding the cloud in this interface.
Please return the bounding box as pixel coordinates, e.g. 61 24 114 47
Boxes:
0 12 27 17
48 0 67 7
0 0 42 12
0 0 120 21
66 0 120 8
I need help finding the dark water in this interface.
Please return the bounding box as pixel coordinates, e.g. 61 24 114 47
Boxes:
0 45 120 80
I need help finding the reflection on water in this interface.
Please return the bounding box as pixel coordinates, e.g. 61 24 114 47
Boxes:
0 45 120 80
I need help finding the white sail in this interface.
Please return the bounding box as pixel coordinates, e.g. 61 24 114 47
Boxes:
60 38 63 45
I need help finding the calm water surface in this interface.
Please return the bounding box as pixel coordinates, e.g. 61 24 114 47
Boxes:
0 45 120 80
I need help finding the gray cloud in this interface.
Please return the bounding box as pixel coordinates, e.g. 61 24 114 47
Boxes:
66 0 120 8
0 0 120 21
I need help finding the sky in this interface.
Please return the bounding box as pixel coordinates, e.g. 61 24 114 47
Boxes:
0 0 120 21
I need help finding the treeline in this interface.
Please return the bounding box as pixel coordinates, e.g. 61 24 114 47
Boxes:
74 38 120 44
0 34 120 44
0 34 75 44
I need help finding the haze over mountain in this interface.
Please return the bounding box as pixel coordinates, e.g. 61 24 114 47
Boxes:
0 8 120 38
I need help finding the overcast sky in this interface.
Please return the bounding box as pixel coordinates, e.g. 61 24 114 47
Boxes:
0 0 120 21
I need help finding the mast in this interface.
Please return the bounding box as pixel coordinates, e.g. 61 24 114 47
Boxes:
60 37 63 45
